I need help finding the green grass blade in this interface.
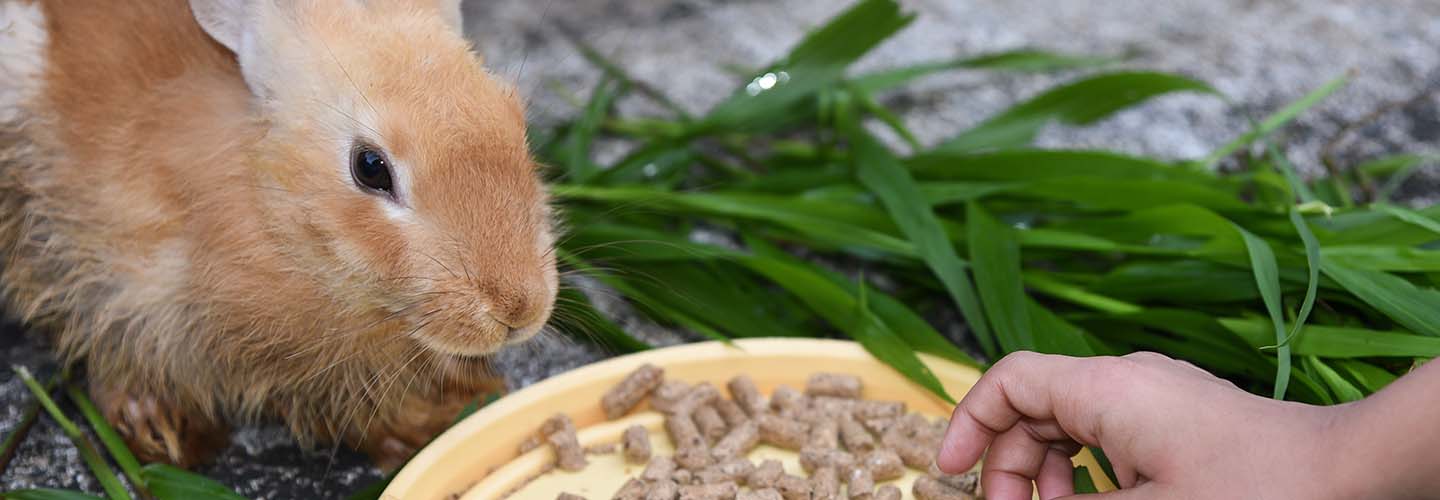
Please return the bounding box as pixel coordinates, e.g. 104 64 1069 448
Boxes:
1321 259 1440 337
1320 246 1440 272
1333 360 1399 394
1268 209 1321 349
844 117 995 357
851 48 1118 94
1022 272 1143 315
12 367 131 500
2 490 107 500
553 287 651 353
1374 202 1440 236
1201 74 1349 168
555 77 624 183
935 71 1216 153
1073 465 1100 494
911 149 1228 187
1219 318 1440 358
1234 226 1290 399
968 201 1034 353
66 385 146 495
1304 356 1365 403
141 464 247 500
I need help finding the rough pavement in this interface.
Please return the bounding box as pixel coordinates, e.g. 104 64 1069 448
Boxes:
3 0 1439 497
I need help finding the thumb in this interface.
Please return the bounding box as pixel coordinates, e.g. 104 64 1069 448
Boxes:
1055 483 1162 500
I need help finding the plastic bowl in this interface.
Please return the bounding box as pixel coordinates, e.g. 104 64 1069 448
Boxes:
383 338 1115 499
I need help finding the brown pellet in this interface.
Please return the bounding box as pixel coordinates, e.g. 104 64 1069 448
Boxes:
874 485 901 500
810 397 857 416
775 474 812 500
674 445 714 470
799 446 854 474
726 375 768 417
696 458 752 485
517 435 543 454
853 400 905 420
805 373 862 399
845 466 874 500
860 417 896 437
838 414 875 454
714 398 749 427
646 480 679 500
747 459 784 489
558 493 588 500
671 468 693 484
641 455 676 482
891 438 934 469
602 364 665 420
546 430 588 471
669 382 721 416
666 414 708 452
912 475 975 500
677 481 737 500
710 420 759 460
769 386 807 415
622 425 651 464
541 413 577 437
613 478 648 500
810 466 840 500
757 414 808 450
859 449 904 481
737 489 782 500
936 470 980 495
651 380 692 414
807 418 839 449
694 405 728 444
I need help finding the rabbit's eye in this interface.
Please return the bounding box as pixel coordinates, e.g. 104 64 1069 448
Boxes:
351 144 394 194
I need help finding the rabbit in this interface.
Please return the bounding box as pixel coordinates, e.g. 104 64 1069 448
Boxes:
0 0 557 470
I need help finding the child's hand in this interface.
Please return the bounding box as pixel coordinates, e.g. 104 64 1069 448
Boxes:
936 351 1351 500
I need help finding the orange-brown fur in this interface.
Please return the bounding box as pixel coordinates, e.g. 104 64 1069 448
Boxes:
0 0 555 468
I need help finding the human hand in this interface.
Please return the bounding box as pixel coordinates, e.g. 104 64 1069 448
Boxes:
936 351 1352 500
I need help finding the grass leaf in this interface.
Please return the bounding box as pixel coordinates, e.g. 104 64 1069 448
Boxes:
1304 356 1365 403
935 71 1216 152
142 464 248 500
851 48 1118 94
1321 259 1440 337
1234 226 1291 399
2 490 107 500
1201 74 1349 168
968 201 1035 353
66 386 146 495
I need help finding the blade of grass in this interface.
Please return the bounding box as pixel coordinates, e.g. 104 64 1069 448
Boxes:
1373 202 1440 236
66 385 146 495
1333 360 1399 394
1219 318 1440 358
968 201 1034 353
12 366 130 500
141 464 247 500
935 71 1217 153
1073 465 1100 493
1022 272 1143 315
2 490 107 500
1234 226 1291 399
1267 208 1321 350
1304 356 1365 403
1200 74 1349 168
1321 259 1440 337
0 375 58 476
842 110 996 357
851 48 1119 94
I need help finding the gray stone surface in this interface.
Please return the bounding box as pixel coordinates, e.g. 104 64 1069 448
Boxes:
4 0 1440 498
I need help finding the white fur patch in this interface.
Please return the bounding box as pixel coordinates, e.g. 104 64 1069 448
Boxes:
0 1 47 124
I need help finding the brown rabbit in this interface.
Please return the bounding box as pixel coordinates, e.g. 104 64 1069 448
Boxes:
0 0 556 470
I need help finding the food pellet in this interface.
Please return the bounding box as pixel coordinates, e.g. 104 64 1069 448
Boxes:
737 489 782 500
641 455 676 482
710 420 759 460
726 375 768 417
845 466 874 500
694 405 728 444
674 445 714 470
769 386 807 415
837 414 875 453
936 470 980 495
714 398 749 426
757 414 808 450
670 382 721 416
874 485 901 500
603 364 665 419
557 493 587 500
807 418 839 449
623 425 651 464
677 481 737 500
860 417 896 437
805 373 862 399
853 400 905 420
747 459 784 489
798 446 853 474
541 414 577 437
671 468 693 484
912 475 976 500
613 478 648 500
714 458 754 482
650 380 692 414
810 466 839 500
666 414 708 452
645 479 679 500
810 397 856 416
546 430 588 471
859 449 904 481
775 474 812 500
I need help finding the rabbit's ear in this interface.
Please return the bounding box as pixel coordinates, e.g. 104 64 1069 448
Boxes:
189 0 249 54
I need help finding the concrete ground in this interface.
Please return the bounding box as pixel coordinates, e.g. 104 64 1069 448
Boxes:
3 0 1439 497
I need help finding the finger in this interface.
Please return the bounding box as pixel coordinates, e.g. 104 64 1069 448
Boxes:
1036 445 1078 500
977 423 1054 500
1054 481 1162 500
939 352 1100 473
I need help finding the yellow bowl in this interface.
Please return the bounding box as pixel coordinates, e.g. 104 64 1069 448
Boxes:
383 338 1115 499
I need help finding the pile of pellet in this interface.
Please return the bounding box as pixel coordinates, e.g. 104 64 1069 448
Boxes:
523 364 983 500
